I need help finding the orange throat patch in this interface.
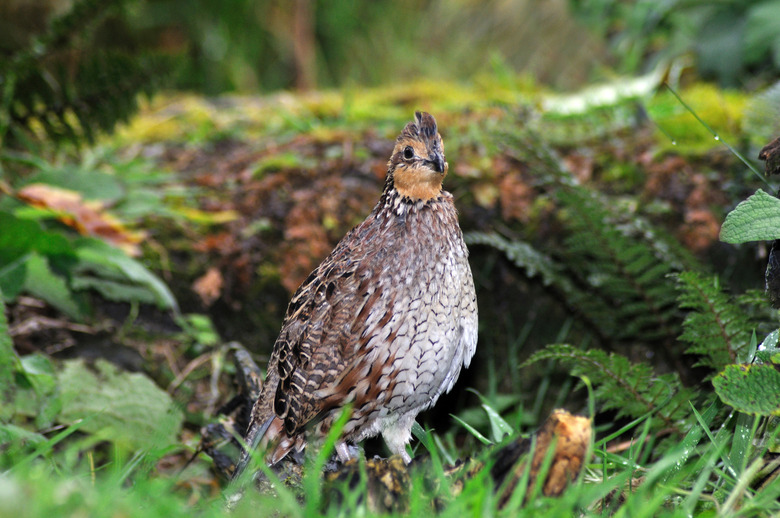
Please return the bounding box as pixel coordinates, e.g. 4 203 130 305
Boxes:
392 167 444 202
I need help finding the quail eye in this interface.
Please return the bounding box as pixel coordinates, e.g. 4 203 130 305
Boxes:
403 146 414 160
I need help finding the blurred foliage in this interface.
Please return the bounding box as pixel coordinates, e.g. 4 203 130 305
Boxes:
0 0 172 151
3 0 606 95
569 0 780 86
4 0 780 99
136 0 603 93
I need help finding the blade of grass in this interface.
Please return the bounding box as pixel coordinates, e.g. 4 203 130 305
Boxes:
663 401 720 482
303 404 352 515
681 439 728 516
500 435 537 512
721 457 764 516
526 435 559 503
591 450 642 471
592 413 651 450
664 83 769 187
433 433 456 466
450 415 492 446
729 412 757 476
690 402 738 480
9 418 91 473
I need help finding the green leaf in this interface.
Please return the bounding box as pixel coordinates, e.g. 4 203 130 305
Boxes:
464 232 561 286
482 402 514 443
0 423 47 466
0 212 74 264
57 359 183 450
71 275 161 305
22 253 86 320
73 238 177 311
713 364 780 415
450 415 492 446
720 189 780 244
0 292 16 416
13 354 61 428
0 255 28 300
760 329 780 351
466 389 515 442
675 271 753 371
0 423 46 448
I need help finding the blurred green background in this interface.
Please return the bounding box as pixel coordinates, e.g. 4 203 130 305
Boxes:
4 0 779 95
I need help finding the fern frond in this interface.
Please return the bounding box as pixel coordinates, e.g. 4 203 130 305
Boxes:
675 271 754 371
523 344 694 433
556 187 682 342
489 124 696 347
464 231 620 340
1 0 169 149
464 232 563 287
7 51 169 148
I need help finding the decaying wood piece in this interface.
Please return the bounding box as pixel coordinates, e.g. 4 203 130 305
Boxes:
491 409 592 508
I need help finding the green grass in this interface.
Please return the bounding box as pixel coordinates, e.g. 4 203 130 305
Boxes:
3 384 780 517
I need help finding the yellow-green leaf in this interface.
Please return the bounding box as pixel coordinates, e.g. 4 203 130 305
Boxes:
720 189 780 244
713 364 780 415
57 359 183 450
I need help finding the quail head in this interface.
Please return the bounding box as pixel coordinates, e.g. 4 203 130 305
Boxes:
234 111 478 477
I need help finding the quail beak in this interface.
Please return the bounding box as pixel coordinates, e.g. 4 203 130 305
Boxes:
428 153 446 174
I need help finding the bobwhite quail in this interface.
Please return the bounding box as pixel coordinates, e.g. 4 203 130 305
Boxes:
234 111 478 477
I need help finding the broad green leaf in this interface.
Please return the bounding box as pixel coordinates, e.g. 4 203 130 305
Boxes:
0 255 28 300
19 165 125 203
13 354 60 428
0 423 46 448
0 293 15 415
713 364 780 415
720 189 780 244
73 238 177 311
760 329 780 351
482 403 514 443
0 212 74 264
71 275 161 305
22 253 85 320
0 423 47 464
57 359 183 450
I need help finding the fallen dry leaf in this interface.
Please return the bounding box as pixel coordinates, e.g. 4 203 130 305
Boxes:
17 183 145 256
192 267 224 306
680 208 720 253
499 172 535 222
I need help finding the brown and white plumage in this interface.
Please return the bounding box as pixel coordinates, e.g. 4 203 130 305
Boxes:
235 112 477 476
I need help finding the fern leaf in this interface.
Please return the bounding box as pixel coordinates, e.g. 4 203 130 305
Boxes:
464 231 620 339
464 232 562 287
556 187 682 342
494 126 695 346
1 0 170 149
675 272 754 371
523 344 693 432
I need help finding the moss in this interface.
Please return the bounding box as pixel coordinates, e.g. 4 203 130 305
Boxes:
647 83 749 155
